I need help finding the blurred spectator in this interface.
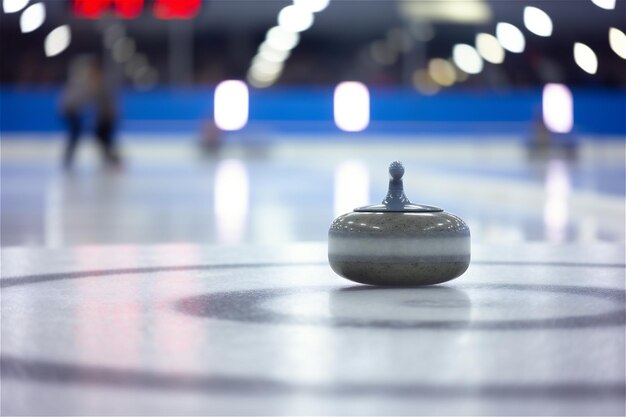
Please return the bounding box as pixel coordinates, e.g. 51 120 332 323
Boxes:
60 55 121 169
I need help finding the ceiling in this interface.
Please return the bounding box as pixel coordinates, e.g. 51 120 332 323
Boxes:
30 0 624 40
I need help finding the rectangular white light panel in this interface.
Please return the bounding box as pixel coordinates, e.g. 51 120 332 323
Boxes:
334 81 370 132
542 83 573 134
214 80 249 131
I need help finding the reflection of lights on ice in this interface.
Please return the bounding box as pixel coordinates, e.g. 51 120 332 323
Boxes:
334 161 369 217
214 80 249 131
214 160 249 244
334 82 370 132
544 160 571 242
543 84 573 134
44 178 63 248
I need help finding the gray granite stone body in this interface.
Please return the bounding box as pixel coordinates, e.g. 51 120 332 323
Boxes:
330 211 469 236
328 211 471 286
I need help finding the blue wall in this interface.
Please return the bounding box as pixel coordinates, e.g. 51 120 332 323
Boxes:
1 86 624 137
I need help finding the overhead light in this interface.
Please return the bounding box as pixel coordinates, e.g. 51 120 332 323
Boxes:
249 68 277 81
251 56 284 76
214 80 249 131
259 40 290 56
249 0 323 90
3 0 28 13
249 65 282 81
334 82 369 132
19 3 45 33
44 25 71 57
475 33 504 64
412 69 440 95
399 0 491 24
428 58 456 86
247 67 281 88
294 0 330 13
258 44 290 62
542 84 573 134
609 27 626 60
278 4 314 32
573 42 598 74
452 44 483 74
523 7 553 37
496 22 525 53
590 0 615 9
247 76 273 89
265 26 299 51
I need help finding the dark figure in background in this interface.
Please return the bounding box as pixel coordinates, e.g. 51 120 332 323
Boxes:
527 107 578 161
60 56 121 169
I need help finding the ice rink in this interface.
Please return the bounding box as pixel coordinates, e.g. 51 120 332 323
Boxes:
1 136 624 415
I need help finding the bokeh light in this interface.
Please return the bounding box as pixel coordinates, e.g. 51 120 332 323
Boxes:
452 44 483 74
428 58 456 86
475 33 505 64
523 6 553 37
44 25 71 57
214 80 249 131
19 2 45 33
573 42 598 74
496 22 525 53
278 4 314 32
3 0 28 13
543 83 574 133
609 27 626 59
334 82 369 132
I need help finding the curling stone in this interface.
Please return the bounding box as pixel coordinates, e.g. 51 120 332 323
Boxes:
328 161 470 286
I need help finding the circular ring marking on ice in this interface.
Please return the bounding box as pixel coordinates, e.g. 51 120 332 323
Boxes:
175 283 626 330
2 261 625 331
2 353 624 399
1 261 625 400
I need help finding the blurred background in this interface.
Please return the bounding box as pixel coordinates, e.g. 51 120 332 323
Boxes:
1 0 625 248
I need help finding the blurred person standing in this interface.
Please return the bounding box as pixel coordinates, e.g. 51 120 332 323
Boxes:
60 56 121 169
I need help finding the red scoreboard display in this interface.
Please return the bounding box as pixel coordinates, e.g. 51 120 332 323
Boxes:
73 0 201 19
